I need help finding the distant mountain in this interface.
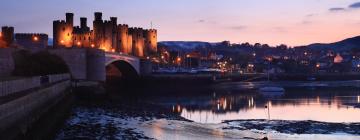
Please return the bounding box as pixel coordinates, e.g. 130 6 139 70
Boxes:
158 41 213 51
307 36 360 51
48 38 53 46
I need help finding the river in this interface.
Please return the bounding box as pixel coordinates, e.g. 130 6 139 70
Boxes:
56 81 360 140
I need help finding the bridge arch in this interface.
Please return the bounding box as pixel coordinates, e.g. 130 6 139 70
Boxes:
105 52 140 81
106 60 139 81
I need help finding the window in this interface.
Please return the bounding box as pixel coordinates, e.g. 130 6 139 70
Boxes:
63 27 65 31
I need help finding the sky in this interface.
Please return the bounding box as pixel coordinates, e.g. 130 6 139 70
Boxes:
1 0 360 46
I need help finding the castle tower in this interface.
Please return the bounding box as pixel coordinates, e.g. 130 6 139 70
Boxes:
66 13 74 26
1 26 14 47
110 17 118 52
93 12 104 49
129 27 145 57
73 17 92 48
80 17 87 29
144 29 157 56
101 20 116 51
53 13 74 47
117 24 131 54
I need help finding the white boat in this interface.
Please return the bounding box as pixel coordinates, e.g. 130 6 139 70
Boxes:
259 87 285 96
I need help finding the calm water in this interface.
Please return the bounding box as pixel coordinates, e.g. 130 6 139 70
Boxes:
145 81 360 124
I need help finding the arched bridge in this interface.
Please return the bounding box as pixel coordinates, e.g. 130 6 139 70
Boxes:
49 48 141 82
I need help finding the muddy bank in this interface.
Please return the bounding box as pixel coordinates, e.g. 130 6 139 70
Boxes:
223 120 360 135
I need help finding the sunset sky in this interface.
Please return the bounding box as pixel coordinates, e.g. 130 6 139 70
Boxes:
1 0 360 46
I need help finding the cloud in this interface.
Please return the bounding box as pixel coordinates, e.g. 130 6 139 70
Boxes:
305 14 316 17
301 20 312 25
349 2 360 8
328 2 360 12
329 7 346 12
228 25 247 30
197 19 205 23
197 19 217 24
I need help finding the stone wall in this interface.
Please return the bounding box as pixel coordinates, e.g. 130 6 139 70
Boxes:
0 80 70 138
0 48 15 76
0 73 70 97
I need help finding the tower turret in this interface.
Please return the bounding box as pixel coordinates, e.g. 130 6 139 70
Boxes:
1 26 14 47
65 13 74 26
94 12 102 21
80 17 87 29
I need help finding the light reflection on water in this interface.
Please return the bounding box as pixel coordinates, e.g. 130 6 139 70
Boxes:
147 84 360 124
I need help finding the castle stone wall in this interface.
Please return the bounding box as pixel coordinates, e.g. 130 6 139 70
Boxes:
15 33 48 48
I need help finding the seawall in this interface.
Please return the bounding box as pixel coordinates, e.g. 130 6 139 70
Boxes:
0 74 71 140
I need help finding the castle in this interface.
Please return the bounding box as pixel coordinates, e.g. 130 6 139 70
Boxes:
53 12 157 58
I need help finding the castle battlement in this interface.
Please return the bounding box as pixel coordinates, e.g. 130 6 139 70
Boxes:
145 29 157 32
53 20 67 24
118 24 129 27
15 33 48 36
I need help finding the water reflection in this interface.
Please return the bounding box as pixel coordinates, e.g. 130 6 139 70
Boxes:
148 88 360 124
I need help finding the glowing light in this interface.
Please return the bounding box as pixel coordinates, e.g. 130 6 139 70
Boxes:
111 48 115 52
177 105 181 113
146 56 150 59
91 44 95 48
186 54 190 58
177 57 181 62
304 52 308 56
334 54 343 63
161 55 164 59
252 53 256 57
33 36 38 41
316 64 320 68
223 99 227 110
357 64 360 68
60 40 64 44
77 42 81 46
0 32 2 37
357 96 360 103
